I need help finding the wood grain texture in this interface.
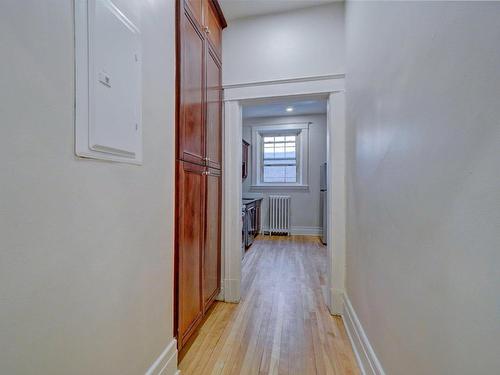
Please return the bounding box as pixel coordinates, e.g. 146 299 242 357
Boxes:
185 0 203 28
178 5 205 166
203 168 222 311
203 0 222 56
175 0 225 348
177 160 206 347
179 235 360 375
205 44 222 170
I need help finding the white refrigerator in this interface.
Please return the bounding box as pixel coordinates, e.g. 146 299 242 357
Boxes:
320 163 327 245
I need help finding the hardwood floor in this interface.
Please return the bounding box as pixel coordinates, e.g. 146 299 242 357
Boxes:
179 235 360 375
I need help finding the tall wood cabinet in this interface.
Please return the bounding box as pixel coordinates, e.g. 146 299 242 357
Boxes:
175 0 226 350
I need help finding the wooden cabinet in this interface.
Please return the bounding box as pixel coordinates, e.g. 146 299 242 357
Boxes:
203 0 222 56
185 0 223 55
205 44 222 170
242 140 249 179
185 0 203 26
178 0 225 168
176 0 226 351
178 8 205 166
176 160 205 345
203 168 221 310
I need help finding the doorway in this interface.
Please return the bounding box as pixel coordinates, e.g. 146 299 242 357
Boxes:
240 97 327 249
220 75 347 315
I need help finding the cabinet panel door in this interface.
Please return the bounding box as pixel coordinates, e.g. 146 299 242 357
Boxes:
203 0 222 56
205 45 222 170
203 168 221 310
184 0 203 28
177 161 205 347
179 10 205 165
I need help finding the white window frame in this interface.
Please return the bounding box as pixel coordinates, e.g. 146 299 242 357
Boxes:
261 132 299 184
251 123 310 190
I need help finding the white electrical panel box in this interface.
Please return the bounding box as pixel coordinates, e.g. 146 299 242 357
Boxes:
75 0 142 164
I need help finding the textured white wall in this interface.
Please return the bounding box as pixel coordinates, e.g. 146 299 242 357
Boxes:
345 2 500 374
243 114 327 231
222 3 345 85
0 1 176 374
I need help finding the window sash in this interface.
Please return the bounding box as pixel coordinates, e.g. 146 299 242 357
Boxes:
262 165 297 183
260 132 299 184
263 163 297 166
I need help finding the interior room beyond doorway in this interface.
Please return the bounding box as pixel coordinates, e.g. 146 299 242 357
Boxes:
240 97 329 259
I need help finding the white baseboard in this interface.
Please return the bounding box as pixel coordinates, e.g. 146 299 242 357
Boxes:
343 294 386 375
215 281 225 301
223 278 241 303
292 226 323 235
145 338 179 375
328 288 344 316
261 226 323 236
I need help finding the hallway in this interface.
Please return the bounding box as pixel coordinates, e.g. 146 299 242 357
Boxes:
179 236 359 375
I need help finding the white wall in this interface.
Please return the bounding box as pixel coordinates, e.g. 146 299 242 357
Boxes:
345 2 500 375
222 3 345 85
0 1 176 374
243 114 327 233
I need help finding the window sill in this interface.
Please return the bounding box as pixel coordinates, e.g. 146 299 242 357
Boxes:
250 184 309 192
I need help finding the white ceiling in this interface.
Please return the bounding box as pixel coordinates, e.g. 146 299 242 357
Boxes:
243 98 327 119
219 0 337 21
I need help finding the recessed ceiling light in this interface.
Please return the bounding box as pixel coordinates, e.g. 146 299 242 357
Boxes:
286 106 294 112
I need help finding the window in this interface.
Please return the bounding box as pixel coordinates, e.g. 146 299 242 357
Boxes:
262 134 298 183
250 123 310 190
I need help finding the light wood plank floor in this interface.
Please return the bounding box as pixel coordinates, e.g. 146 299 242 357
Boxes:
179 235 360 375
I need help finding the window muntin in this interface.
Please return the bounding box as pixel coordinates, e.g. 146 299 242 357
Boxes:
250 123 309 190
261 134 298 183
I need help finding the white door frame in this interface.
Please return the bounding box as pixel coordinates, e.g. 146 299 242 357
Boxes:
220 75 347 315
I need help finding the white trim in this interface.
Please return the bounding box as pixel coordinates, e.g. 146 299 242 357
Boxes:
218 99 227 302
215 281 225 301
144 339 179 375
250 123 309 188
222 74 346 304
343 294 386 375
291 226 322 236
262 226 323 236
250 123 310 132
250 184 309 192
222 101 242 303
224 75 345 102
223 73 345 90
223 278 241 303
218 98 226 302
326 92 347 315
329 288 345 316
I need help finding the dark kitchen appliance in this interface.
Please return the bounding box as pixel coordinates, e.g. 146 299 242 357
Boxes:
242 198 262 250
